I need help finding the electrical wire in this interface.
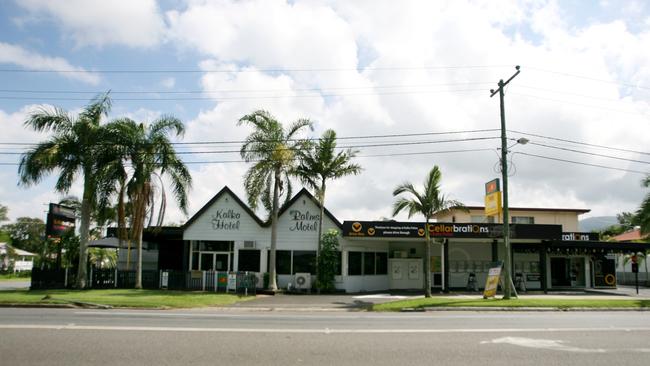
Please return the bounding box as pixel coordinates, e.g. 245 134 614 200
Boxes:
513 152 648 175
509 130 650 156
526 141 650 165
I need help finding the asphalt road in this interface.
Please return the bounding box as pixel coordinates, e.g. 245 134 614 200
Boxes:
1 308 649 365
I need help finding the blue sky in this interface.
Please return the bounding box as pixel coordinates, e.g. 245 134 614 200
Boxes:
1 0 649 224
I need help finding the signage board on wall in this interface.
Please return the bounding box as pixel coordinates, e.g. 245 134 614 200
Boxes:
342 221 562 240
561 232 599 241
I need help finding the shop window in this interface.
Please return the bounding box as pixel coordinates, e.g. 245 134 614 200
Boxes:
273 250 292 275
191 252 199 270
336 251 342 276
238 250 260 272
512 216 534 224
293 251 316 275
364 252 375 275
376 252 388 275
198 241 232 252
348 252 362 275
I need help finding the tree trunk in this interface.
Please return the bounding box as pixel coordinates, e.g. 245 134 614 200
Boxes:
135 224 143 289
316 179 326 292
269 168 280 291
424 219 432 298
76 173 94 289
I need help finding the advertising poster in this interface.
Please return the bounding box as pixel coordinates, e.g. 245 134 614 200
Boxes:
483 261 503 299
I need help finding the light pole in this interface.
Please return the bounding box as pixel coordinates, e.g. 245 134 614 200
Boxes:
490 65 520 300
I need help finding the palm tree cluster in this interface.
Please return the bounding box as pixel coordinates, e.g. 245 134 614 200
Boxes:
238 110 362 291
19 93 191 289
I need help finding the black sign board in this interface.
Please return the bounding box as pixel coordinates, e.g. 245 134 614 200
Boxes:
46 203 76 238
561 232 599 241
341 221 562 240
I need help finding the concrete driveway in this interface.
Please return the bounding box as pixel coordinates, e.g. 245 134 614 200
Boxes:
225 292 419 311
0 280 30 290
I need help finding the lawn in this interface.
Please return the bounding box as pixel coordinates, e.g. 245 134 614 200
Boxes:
372 297 650 311
0 289 255 309
0 273 31 282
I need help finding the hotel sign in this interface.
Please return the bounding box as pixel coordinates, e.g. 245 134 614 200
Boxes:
342 221 562 240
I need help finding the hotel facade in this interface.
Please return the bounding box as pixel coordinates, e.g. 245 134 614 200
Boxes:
122 186 650 293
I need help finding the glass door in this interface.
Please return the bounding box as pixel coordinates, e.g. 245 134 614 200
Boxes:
215 253 229 271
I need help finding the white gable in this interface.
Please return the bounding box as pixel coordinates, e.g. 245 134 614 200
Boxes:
183 190 266 242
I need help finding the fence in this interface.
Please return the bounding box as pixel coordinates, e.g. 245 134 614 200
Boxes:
616 271 650 287
31 267 257 295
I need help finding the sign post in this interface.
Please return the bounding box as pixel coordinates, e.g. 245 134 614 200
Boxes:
483 261 503 299
632 255 639 295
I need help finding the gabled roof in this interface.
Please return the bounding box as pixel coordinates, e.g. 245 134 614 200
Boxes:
276 188 342 228
0 242 36 257
183 186 266 229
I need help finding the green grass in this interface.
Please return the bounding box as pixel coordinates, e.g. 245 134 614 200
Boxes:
0 273 32 282
0 289 255 309
372 297 650 311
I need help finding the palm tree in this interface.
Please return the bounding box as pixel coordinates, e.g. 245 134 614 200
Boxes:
238 110 313 291
104 117 191 288
636 176 650 236
18 93 112 288
392 166 465 297
293 129 362 290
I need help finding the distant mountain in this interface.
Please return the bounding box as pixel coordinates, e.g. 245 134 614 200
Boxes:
579 216 618 232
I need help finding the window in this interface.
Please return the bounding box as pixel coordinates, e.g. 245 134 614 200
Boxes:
191 252 199 270
275 250 292 275
238 250 260 272
512 216 534 224
363 252 375 275
348 251 388 276
198 241 232 251
376 252 388 275
293 251 316 274
348 252 362 275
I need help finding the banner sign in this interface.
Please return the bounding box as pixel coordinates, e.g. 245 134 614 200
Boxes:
342 221 562 240
484 191 502 217
561 232 599 241
483 261 503 298
45 203 76 239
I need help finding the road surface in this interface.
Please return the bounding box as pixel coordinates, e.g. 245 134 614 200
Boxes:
1 308 649 365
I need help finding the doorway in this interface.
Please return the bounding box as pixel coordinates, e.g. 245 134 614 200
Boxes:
550 257 585 288
199 252 230 271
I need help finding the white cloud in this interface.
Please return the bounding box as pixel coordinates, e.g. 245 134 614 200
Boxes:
16 0 166 48
0 42 100 85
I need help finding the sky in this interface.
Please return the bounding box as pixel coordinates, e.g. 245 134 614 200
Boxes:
0 0 648 226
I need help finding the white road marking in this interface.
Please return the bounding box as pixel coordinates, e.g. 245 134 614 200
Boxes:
2 324 650 334
353 294 411 299
482 337 606 353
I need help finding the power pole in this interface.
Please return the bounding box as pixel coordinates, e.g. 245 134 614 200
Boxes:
490 65 520 300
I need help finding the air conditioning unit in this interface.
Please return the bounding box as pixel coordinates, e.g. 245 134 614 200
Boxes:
252 272 264 289
243 241 256 249
393 250 408 258
294 273 311 291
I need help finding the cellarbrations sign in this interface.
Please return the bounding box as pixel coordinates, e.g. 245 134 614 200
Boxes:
341 221 561 240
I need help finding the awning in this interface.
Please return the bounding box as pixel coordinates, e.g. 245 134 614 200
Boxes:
88 237 120 248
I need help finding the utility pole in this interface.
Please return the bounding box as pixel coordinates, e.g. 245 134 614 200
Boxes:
490 65 520 300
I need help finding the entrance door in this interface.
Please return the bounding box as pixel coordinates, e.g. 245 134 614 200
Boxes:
550 258 571 287
215 253 229 271
199 252 230 271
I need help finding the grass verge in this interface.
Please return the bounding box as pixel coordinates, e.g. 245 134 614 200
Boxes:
0 273 32 282
0 289 255 309
372 298 650 311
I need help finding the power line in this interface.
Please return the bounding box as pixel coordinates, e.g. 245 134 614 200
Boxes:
513 152 648 175
0 128 501 147
509 130 650 156
509 92 648 116
0 88 486 102
0 136 501 155
526 66 650 91
526 141 650 165
0 64 510 74
0 82 493 95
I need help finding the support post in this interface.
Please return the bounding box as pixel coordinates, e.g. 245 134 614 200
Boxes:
490 65 521 299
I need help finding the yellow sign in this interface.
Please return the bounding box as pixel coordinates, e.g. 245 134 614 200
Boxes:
483 263 503 298
484 191 502 217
